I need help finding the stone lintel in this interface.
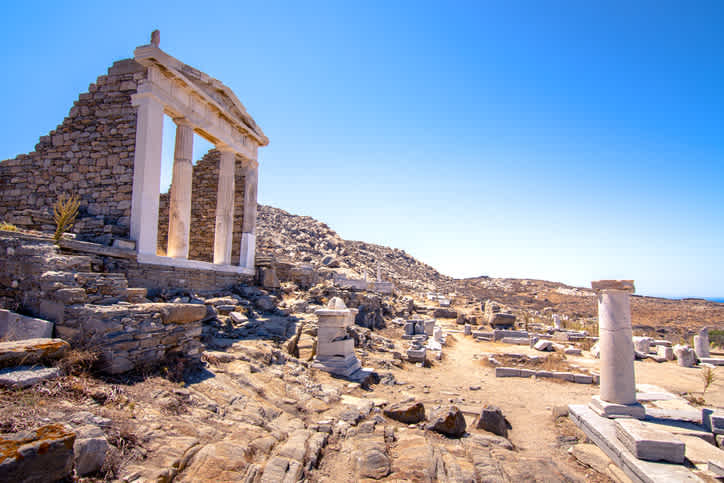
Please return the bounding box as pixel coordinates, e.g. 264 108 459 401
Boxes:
591 280 635 293
133 44 268 147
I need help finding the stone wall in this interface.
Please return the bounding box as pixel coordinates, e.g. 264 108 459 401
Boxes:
0 232 206 373
157 149 248 262
0 59 147 244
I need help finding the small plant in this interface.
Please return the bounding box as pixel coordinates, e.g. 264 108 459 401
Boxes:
53 193 80 243
702 366 717 397
0 221 18 232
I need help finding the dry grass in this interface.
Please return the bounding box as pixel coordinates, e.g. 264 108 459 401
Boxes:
0 221 18 232
53 192 80 243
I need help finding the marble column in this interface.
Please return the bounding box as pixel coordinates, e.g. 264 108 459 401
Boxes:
694 327 710 359
238 158 258 269
213 147 236 265
590 280 644 419
166 119 194 258
130 92 164 256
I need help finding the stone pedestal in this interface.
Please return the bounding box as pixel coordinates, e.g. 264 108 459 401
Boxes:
694 328 710 359
166 120 194 258
553 314 562 329
590 280 644 419
312 298 361 377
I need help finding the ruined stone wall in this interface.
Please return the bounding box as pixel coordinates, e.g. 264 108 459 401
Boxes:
157 149 248 262
0 59 147 244
0 232 205 374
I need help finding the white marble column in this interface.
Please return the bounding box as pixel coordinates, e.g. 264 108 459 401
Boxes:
590 279 644 419
238 158 258 269
213 147 236 265
694 327 710 359
166 119 194 258
130 92 164 256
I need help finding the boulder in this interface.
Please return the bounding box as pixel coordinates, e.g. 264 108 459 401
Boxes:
0 338 69 368
383 401 425 424
255 295 277 312
0 424 76 483
73 425 109 476
352 438 390 479
425 406 466 438
476 405 510 438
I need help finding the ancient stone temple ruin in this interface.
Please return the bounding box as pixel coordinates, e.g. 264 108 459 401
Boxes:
0 30 268 277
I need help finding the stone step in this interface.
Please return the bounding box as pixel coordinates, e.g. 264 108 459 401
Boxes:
0 366 61 388
0 338 69 367
615 418 685 463
0 309 53 340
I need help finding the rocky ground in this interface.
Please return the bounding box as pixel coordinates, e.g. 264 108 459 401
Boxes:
2 205 723 482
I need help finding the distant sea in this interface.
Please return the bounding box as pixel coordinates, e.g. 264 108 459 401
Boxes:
647 295 724 303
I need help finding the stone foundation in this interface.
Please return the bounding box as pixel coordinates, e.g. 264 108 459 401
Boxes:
0 232 235 373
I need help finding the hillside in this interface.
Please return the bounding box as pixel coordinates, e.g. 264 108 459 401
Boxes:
258 204 723 335
256 204 454 293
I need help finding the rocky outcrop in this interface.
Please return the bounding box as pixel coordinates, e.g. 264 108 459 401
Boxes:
0 424 76 483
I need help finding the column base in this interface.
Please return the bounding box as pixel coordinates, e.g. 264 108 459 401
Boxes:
590 395 645 419
240 232 255 269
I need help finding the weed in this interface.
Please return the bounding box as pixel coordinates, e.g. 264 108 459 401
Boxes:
53 192 80 243
702 366 717 396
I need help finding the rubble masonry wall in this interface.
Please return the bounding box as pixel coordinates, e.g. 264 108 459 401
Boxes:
0 59 146 244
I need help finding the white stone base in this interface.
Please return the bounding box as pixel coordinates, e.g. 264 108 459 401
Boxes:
137 253 255 275
312 354 361 378
590 395 645 419
240 233 255 269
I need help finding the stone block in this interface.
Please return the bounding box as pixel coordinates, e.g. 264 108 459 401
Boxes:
573 374 593 384
0 338 69 367
73 425 109 476
0 366 61 388
519 369 535 378
657 345 674 361
489 312 516 328
703 409 724 435
0 424 76 482
589 395 645 419
495 367 520 377
615 418 685 463
0 310 53 341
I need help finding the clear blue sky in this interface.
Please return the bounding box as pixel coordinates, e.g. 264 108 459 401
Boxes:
2 1 723 298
